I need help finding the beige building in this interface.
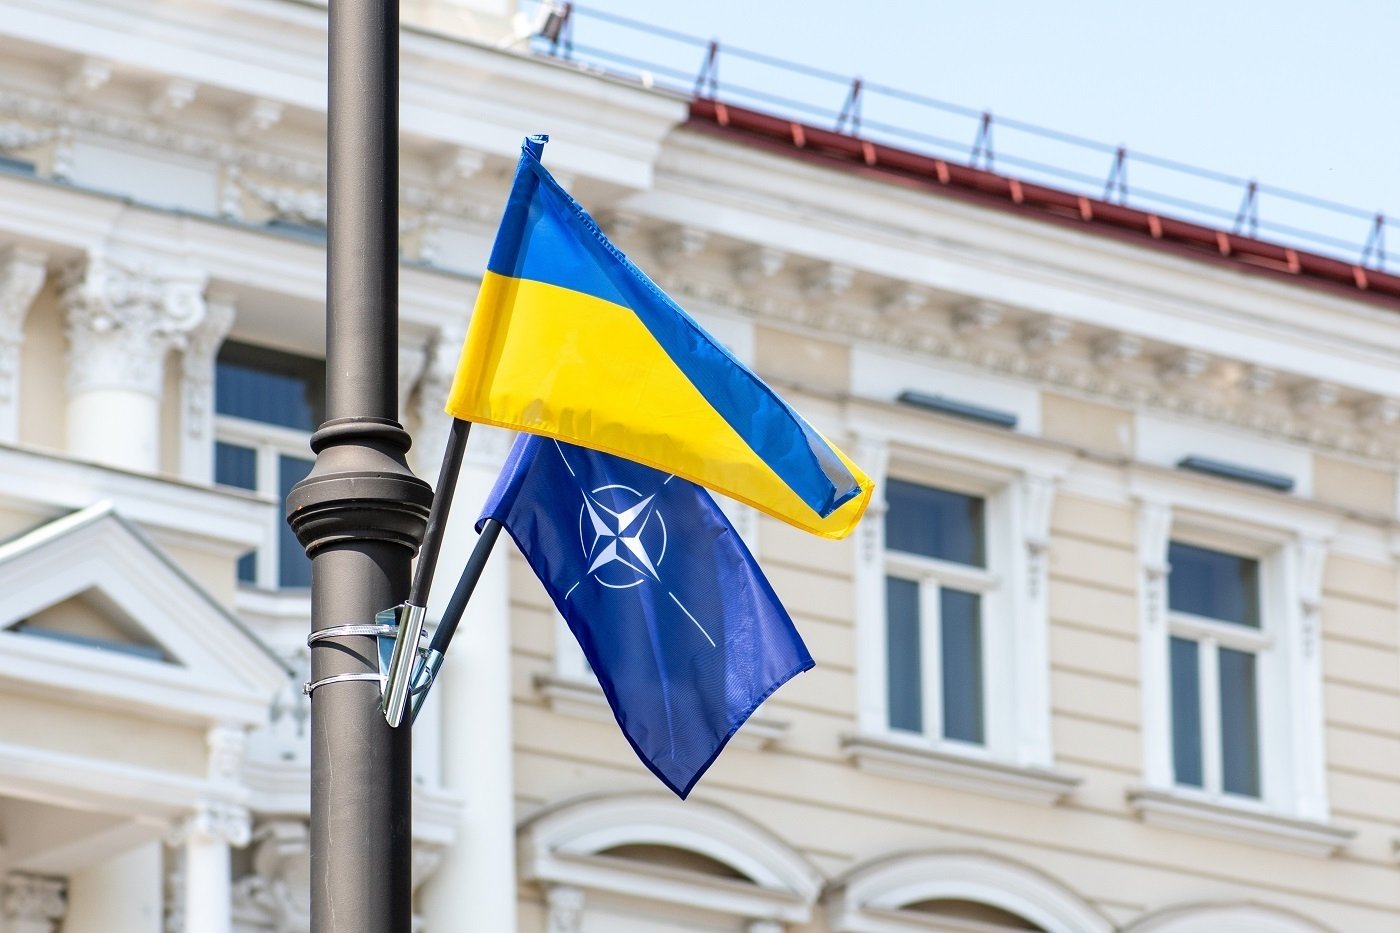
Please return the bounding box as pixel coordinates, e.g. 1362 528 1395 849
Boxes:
0 1 1398 930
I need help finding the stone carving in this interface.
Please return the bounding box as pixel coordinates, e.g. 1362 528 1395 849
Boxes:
61 253 209 398
0 121 52 152
546 885 585 933
174 801 253 848
2 874 66 933
0 247 46 420
735 246 786 284
241 179 328 227
801 262 854 298
180 291 234 468
231 820 311 933
207 723 249 784
1137 501 1172 629
654 225 708 266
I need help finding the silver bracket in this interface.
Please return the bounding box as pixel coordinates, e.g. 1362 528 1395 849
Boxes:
380 603 427 728
303 622 401 696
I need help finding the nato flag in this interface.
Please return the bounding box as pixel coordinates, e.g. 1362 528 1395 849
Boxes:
479 434 814 797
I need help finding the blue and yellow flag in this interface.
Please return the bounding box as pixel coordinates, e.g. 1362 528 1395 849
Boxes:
480 434 814 797
446 136 871 539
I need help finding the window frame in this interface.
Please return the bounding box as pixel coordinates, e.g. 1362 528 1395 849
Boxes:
852 429 1067 780
881 477 1003 751
1135 485 1334 825
211 341 324 592
1165 532 1275 802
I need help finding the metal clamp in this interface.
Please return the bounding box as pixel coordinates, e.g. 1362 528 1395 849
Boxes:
304 672 385 696
307 623 398 646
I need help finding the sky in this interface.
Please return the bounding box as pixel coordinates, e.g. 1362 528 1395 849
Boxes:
533 0 1400 264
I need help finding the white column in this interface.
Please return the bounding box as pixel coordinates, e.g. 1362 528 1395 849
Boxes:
1 874 66 933
178 290 235 482
62 842 162 933
173 802 250 933
59 252 208 473
0 247 47 444
417 325 517 932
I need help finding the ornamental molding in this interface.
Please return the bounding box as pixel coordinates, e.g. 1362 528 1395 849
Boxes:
171 800 253 848
60 252 209 398
651 269 1400 461
0 120 54 153
0 87 499 234
231 820 310 933
2 874 66 930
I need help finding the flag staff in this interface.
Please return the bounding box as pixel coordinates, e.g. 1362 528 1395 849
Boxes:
286 0 432 928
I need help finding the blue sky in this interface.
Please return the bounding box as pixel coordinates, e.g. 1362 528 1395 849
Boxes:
539 1 1399 264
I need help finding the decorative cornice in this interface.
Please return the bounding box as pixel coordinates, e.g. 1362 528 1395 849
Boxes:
652 270 1400 460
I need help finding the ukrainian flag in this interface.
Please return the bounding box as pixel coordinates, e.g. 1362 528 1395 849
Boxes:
446 136 872 539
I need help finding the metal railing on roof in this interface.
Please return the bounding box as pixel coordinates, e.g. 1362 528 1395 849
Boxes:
523 0 1392 270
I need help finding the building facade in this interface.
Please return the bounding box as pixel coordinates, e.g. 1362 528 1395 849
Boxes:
0 1 1398 930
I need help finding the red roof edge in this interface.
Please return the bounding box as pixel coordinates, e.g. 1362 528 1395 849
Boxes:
688 99 1400 312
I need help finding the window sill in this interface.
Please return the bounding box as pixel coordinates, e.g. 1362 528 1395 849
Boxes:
841 733 1080 805
533 673 791 750
1126 788 1354 857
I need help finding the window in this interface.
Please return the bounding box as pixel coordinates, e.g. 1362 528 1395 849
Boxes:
883 479 993 745
1167 542 1264 799
848 432 1074 804
1133 489 1345 853
213 341 324 589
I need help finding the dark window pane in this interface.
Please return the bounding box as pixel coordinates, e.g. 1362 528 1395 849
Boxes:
278 455 315 588
216 341 326 431
1220 647 1261 798
214 442 257 491
940 588 984 744
236 551 256 584
1170 636 1203 788
1168 542 1260 627
885 479 985 567
886 576 922 733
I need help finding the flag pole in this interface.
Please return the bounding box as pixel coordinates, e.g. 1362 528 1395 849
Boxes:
410 517 503 723
383 417 469 728
286 0 432 928
408 418 471 609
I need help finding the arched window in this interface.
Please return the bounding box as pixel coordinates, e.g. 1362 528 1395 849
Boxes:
825 850 1112 933
518 793 821 931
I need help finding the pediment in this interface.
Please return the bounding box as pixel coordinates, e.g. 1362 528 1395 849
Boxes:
0 502 288 726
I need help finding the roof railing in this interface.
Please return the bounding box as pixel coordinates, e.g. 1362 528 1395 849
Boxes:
522 0 1396 270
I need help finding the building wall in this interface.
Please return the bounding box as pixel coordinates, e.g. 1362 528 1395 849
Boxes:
0 2 1397 932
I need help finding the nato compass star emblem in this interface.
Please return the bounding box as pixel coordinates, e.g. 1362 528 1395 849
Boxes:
578 483 667 590
554 442 716 648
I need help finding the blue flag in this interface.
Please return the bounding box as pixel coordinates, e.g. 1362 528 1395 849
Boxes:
479 434 814 798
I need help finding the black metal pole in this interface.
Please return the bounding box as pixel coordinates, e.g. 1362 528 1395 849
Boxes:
287 1 431 929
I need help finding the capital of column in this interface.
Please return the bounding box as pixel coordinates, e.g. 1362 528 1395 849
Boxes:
2 873 66 932
174 800 253 849
0 246 47 346
207 722 249 785
545 885 585 933
60 252 210 398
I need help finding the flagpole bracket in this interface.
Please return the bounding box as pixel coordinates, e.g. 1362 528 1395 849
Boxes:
380 603 427 727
